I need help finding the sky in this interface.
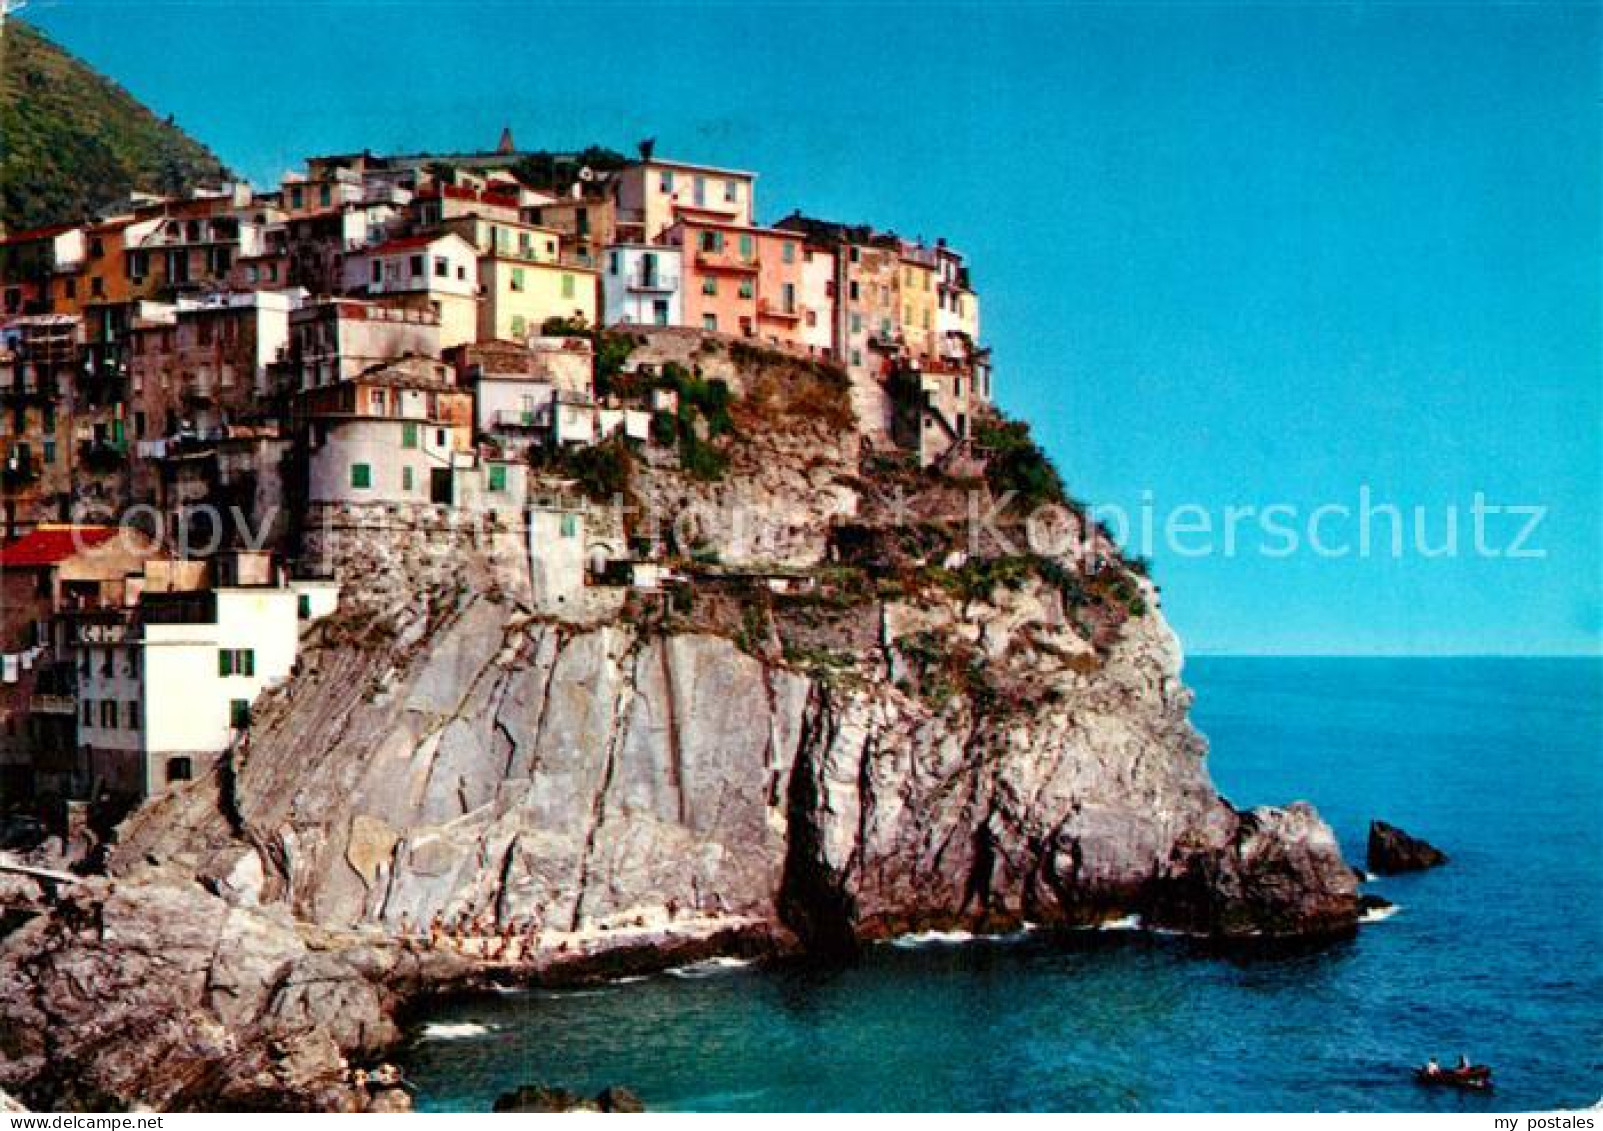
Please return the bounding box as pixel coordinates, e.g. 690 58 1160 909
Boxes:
22 0 1602 656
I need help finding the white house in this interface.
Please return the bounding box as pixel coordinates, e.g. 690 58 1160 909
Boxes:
73 556 338 800
299 359 474 506
341 232 480 348
601 244 683 328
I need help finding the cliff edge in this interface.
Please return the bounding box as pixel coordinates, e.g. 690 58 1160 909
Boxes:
0 339 1357 1110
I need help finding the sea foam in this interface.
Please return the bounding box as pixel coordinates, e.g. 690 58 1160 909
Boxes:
420 1021 494 1041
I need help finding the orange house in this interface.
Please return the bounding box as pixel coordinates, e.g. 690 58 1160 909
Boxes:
666 218 812 348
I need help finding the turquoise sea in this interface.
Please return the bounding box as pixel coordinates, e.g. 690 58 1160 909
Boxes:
403 659 1603 1112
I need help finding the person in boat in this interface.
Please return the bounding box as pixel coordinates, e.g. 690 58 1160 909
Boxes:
1424 1058 1441 1077
1456 1054 1472 1071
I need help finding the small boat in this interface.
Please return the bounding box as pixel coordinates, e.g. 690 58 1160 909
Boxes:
1415 1064 1493 1092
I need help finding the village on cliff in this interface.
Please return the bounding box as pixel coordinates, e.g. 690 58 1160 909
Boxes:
0 138 993 825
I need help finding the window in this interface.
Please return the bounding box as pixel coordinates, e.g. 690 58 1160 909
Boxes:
660 170 674 192
693 175 707 206
219 648 256 678
511 314 526 337
350 463 372 490
298 594 312 620
781 242 795 264
401 422 418 449
371 260 382 285
81 699 93 727
100 701 117 729
724 179 738 203
434 256 449 279
702 278 718 297
410 255 426 278
849 281 860 302
370 388 387 413
167 757 193 783
435 428 446 447
738 234 754 260
561 273 575 298
402 466 414 492
511 267 526 293
703 314 718 332
319 184 332 207
560 513 577 538
608 251 620 275
851 313 863 334
738 280 754 300
230 699 251 729
488 464 507 492
125 701 140 730
699 230 724 253
42 439 55 465
290 187 305 210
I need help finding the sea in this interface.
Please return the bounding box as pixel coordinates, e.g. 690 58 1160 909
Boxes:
402 658 1603 1112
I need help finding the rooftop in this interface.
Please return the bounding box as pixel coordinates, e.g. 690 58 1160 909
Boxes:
0 525 121 569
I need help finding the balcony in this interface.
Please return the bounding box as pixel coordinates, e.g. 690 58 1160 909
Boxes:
626 271 680 294
492 407 546 430
694 249 759 275
758 298 802 322
28 694 76 717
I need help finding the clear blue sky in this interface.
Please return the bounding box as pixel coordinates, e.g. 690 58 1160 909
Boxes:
26 0 1601 656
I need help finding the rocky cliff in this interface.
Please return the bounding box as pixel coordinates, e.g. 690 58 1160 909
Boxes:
0 340 1358 1110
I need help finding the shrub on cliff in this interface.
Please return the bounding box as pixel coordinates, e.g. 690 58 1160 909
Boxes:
972 414 1067 511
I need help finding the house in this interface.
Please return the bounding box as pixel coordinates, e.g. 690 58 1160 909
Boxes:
283 298 442 392
527 492 587 614
68 551 338 804
455 338 590 456
0 316 83 534
129 290 300 444
601 244 682 329
897 241 939 361
797 243 837 359
0 524 165 805
934 240 982 365
613 157 757 243
341 233 480 348
477 250 597 342
298 356 474 506
0 225 86 315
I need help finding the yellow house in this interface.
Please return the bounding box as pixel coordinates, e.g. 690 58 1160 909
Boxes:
479 255 598 341
897 243 939 361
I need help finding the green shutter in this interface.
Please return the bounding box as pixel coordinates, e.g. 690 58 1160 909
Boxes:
561 273 575 298
402 466 414 492
219 650 232 677
489 464 507 492
402 422 418 449
351 463 371 489
243 650 255 677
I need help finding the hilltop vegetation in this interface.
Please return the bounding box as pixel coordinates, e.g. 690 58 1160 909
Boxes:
0 21 227 231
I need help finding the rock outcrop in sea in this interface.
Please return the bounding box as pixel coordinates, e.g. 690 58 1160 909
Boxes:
1367 820 1449 874
0 341 1359 1110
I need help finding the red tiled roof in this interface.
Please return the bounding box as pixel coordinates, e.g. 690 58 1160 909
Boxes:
0 525 120 569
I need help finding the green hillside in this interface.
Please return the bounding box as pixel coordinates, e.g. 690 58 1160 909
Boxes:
0 20 228 233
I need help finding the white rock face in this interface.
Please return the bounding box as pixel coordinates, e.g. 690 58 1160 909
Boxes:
108 576 1355 949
